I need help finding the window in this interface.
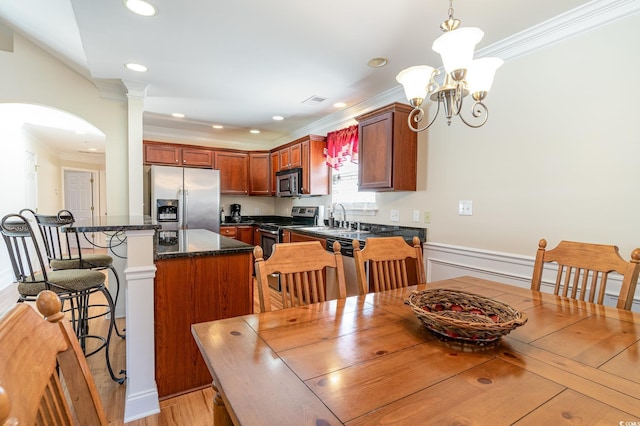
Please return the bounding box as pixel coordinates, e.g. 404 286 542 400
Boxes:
331 160 376 214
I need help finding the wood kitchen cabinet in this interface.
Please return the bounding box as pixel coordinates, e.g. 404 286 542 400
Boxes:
270 151 279 195
290 231 326 246
278 143 301 170
144 141 213 168
154 251 253 398
274 135 328 195
355 103 416 191
248 152 270 195
215 150 249 195
220 224 254 245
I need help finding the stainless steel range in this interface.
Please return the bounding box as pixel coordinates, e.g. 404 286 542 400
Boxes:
257 206 319 291
257 206 319 259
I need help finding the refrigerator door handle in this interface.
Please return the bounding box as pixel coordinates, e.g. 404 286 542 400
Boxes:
183 188 189 229
178 186 185 229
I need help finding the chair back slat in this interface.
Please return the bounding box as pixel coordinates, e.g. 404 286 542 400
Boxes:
29 210 82 266
254 241 347 312
0 291 107 425
353 236 425 295
2 214 49 284
531 239 640 310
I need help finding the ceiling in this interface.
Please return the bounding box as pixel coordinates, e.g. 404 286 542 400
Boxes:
0 0 594 159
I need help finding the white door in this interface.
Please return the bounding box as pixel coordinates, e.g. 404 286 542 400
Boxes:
64 170 94 248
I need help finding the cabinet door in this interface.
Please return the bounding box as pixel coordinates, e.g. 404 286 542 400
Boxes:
290 143 302 168
270 151 279 195
279 147 291 170
220 226 237 238
145 144 181 165
358 112 394 190
236 226 254 244
290 231 325 246
249 153 270 195
281 230 291 243
182 148 213 168
253 226 261 246
215 151 249 195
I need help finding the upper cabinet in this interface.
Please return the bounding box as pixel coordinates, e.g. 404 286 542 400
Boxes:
248 152 270 196
143 135 329 196
278 143 302 170
144 142 213 168
215 151 249 195
356 103 417 192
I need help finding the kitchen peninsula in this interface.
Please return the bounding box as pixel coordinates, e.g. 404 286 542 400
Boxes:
64 218 254 421
154 229 254 398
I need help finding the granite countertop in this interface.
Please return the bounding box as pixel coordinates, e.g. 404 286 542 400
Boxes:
155 229 254 260
285 224 426 247
61 215 161 233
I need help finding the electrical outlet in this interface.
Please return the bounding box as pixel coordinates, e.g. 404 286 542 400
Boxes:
413 210 420 222
390 209 400 222
424 211 432 224
254 208 260 214
458 200 473 216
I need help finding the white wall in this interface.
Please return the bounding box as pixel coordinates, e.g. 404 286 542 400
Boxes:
0 34 129 216
412 13 640 259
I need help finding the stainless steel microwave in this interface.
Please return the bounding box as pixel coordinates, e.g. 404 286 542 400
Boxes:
276 167 303 197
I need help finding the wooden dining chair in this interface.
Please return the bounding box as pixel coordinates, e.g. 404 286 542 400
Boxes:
253 241 347 312
531 238 640 310
0 290 108 426
353 236 425 295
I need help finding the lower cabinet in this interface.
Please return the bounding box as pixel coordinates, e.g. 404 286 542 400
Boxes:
154 252 253 398
220 225 254 244
289 231 326 246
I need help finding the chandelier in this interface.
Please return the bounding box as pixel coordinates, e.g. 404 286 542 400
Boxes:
396 0 503 131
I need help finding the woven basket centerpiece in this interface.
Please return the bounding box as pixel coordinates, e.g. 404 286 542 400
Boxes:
406 288 528 346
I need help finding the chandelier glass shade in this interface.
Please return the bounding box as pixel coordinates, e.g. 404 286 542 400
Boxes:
396 1 503 131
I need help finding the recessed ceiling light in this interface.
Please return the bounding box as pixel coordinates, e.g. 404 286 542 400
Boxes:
88 148 97 152
333 102 347 108
250 129 260 134
124 0 157 17
171 113 185 118
212 124 223 129
272 115 284 121
75 130 86 135
125 63 148 72
367 57 388 68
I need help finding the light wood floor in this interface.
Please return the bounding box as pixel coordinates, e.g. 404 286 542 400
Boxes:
84 277 283 425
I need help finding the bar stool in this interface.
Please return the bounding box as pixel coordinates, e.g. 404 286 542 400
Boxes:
22 209 125 338
1 213 126 383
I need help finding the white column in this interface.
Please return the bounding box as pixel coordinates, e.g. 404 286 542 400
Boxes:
123 81 147 217
123 229 159 422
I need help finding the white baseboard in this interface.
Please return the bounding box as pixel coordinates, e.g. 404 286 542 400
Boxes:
423 242 640 311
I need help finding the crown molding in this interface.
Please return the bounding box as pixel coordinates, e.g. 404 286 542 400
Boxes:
477 0 640 61
295 0 640 137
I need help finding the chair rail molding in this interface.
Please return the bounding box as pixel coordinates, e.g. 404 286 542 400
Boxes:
423 242 639 311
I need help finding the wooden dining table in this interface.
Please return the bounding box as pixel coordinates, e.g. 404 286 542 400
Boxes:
191 276 640 425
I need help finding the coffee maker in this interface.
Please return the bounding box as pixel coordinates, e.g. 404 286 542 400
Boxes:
230 203 242 223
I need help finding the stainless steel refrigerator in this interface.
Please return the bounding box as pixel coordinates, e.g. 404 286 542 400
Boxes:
147 165 220 232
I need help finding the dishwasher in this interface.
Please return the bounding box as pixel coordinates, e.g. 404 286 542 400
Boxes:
325 238 365 298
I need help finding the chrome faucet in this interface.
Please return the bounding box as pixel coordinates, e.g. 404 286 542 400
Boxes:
335 203 347 228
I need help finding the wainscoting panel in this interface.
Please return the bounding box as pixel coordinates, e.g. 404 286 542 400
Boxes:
423 242 639 311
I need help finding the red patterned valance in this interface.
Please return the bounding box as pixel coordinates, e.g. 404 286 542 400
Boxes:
324 124 358 170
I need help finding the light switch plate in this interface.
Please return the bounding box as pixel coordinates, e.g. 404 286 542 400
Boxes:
390 209 400 222
413 210 420 222
458 200 473 216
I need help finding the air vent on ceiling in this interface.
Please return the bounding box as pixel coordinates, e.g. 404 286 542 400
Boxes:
302 95 327 105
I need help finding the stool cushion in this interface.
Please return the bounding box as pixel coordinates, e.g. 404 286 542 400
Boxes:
17 269 105 296
51 254 113 270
